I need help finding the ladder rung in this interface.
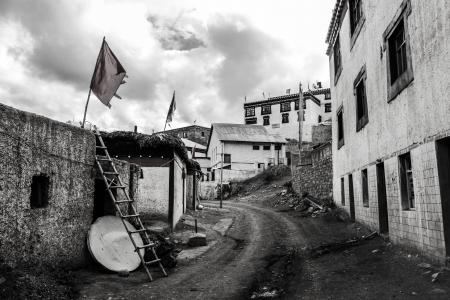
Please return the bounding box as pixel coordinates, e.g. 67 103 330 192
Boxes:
144 258 161 265
96 157 111 161
115 199 133 204
136 243 155 249
122 214 140 218
129 228 148 234
103 171 119 175
109 185 126 189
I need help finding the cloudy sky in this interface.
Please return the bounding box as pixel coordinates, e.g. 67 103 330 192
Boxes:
0 0 335 133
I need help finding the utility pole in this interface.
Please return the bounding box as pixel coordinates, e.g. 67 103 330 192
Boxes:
298 82 304 165
220 142 224 208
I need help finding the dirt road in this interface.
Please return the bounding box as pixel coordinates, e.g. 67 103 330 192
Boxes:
77 176 450 300
78 199 310 299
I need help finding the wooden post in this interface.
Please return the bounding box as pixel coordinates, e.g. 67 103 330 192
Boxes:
81 89 92 129
220 142 224 209
298 82 304 165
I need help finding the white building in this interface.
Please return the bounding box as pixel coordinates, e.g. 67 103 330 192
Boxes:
207 123 286 182
243 88 332 142
326 0 450 262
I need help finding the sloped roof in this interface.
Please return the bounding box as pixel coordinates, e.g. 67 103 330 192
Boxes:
211 123 287 144
181 138 206 150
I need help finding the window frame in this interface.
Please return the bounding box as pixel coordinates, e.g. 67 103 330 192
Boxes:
354 65 369 132
252 145 260 150
263 116 270 126
337 105 345 149
281 113 289 124
333 35 343 85
245 107 255 117
280 102 291 112
349 0 365 49
383 0 413 102
295 100 299 110
325 103 332 113
245 117 257 125
399 152 415 210
361 169 369 207
263 145 271 151
261 105 272 115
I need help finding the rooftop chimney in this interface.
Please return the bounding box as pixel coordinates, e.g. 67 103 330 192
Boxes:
316 81 322 89
134 125 137 133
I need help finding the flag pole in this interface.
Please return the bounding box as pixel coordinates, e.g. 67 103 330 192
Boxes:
81 89 92 128
81 37 105 129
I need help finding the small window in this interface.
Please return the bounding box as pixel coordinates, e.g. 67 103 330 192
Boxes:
224 154 231 164
303 101 306 109
140 169 144 179
263 116 270 126
280 102 291 112
341 177 345 205
354 66 368 131
282 113 289 124
318 115 322 123
274 144 282 151
361 169 369 207
349 0 363 35
211 170 215 181
261 105 271 115
201 131 205 137
245 117 257 125
263 145 270 150
384 1 413 102
337 106 344 149
325 92 331 100
30 174 50 208
325 103 332 113
272 123 280 129
245 107 255 117
295 100 299 110
333 35 342 80
399 152 415 209
253 145 260 150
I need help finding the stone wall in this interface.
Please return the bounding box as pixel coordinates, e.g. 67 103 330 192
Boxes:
292 143 333 200
0 103 95 268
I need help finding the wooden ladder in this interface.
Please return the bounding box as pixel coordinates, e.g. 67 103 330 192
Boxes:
93 127 167 282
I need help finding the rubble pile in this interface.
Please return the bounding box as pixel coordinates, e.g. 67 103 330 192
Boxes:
273 190 333 218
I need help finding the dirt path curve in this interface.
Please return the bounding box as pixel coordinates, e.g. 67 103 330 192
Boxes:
77 200 307 300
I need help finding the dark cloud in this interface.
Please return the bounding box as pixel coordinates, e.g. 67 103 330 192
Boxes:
207 15 286 104
147 14 205 51
0 0 97 89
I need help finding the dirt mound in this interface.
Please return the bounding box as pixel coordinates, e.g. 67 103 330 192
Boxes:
230 165 291 197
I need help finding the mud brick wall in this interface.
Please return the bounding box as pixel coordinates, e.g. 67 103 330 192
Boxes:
292 143 333 200
0 103 96 268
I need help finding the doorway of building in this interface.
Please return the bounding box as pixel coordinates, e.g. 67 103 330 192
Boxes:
348 174 356 222
436 137 450 257
93 179 116 221
376 162 389 234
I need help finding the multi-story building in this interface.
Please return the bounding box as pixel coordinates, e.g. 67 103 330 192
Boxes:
326 0 450 262
159 125 210 146
243 88 332 142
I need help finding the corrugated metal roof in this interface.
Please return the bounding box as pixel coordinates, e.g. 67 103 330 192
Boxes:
212 123 286 144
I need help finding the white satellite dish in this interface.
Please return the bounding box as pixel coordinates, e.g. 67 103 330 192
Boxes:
87 215 145 272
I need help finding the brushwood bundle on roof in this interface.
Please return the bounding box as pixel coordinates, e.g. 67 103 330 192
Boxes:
101 131 189 162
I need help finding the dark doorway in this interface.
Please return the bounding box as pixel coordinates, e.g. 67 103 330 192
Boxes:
93 179 116 221
436 137 450 256
348 174 356 222
377 162 389 234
